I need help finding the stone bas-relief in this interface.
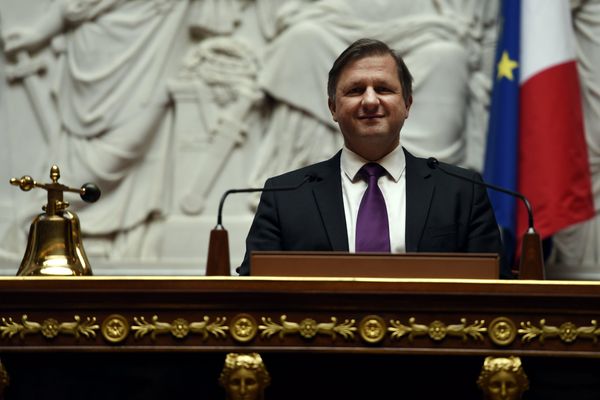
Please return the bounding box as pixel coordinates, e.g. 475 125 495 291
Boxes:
0 0 259 273
546 0 600 280
0 0 599 277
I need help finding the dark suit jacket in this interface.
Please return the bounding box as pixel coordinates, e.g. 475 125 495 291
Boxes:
238 148 503 276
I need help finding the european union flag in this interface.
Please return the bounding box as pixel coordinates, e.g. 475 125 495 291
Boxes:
483 0 520 268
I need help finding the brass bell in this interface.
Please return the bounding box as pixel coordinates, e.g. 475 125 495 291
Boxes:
10 165 101 276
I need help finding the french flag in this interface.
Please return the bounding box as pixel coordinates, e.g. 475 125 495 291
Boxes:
484 0 594 266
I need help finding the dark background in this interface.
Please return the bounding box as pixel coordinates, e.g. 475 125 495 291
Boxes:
2 352 600 399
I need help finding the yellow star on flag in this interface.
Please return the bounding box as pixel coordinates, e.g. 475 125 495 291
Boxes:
497 50 519 81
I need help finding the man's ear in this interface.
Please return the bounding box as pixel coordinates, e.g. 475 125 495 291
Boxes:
405 95 413 115
328 98 337 122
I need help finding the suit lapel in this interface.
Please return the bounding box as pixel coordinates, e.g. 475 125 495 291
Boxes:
404 149 434 251
311 152 349 251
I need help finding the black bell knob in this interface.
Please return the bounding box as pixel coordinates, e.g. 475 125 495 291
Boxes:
81 183 101 203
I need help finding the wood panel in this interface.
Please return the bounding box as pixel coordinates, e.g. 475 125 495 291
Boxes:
1 277 600 399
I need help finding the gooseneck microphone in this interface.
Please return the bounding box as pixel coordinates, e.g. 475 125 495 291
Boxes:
427 157 543 279
216 173 320 228
427 157 535 232
206 173 320 276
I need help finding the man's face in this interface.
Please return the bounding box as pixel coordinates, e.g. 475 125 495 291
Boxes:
328 54 411 160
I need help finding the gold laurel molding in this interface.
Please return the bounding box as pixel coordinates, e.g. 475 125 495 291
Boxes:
131 315 229 340
259 315 356 340
388 317 486 342
3 313 599 348
519 319 600 344
0 315 98 340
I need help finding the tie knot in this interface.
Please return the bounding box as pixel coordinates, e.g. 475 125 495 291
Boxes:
359 163 386 180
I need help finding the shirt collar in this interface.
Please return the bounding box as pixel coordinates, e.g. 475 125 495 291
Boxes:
341 144 406 183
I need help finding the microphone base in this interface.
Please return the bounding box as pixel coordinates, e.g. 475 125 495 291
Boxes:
206 228 231 276
518 230 545 280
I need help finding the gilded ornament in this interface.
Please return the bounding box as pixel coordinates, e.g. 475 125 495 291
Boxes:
0 358 8 396
0 315 98 340
388 317 428 341
577 319 600 343
41 318 60 338
259 315 356 340
477 356 529 400
189 316 228 340
559 322 577 343
488 317 517 346
448 319 486 341
132 315 228 340
171 318 190 338
230 314 258 343
1 315 41 339
519 319 600 344
359 315 386 344
298 318 318 339
428 320 447 341
60 315 99 339
389 317 486 342
101 314 130 344
219 353 270 400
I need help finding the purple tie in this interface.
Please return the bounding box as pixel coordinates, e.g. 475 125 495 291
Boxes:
355 163 391 252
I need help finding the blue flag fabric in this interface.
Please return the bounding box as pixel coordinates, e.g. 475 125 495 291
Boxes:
483 0 520 238
483 0 521 272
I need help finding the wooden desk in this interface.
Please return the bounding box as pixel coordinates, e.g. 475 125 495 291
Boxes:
250 251 500 278
0 277 599 399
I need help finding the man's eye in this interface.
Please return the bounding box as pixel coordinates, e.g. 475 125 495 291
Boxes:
376 86 393 93
347 87 363 95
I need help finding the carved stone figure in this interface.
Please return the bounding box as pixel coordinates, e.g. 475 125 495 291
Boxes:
219 353 270 400
249 0 500 192
547 0 600 280
0 0 264 268
477 356 529 400
1 0 193 259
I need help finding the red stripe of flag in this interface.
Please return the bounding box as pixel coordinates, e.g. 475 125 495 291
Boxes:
517 60 594 239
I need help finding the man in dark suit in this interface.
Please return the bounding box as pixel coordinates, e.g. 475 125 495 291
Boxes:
238 38 503 276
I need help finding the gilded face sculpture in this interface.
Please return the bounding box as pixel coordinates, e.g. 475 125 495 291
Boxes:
219 353 270 400
227 366 260 400
486 370 520 400
0 359 8 397
477 356 529 400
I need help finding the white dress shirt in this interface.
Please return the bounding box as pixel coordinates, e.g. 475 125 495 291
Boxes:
340 145 407 253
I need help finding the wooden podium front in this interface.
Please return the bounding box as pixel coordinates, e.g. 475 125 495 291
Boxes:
250 251 500 278
1 275 600 399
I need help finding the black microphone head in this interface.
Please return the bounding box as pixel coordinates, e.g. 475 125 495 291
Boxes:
427 157 439 169
81 183 101 203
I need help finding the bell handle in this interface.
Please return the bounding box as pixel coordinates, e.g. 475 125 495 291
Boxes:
9 175 40 192
10 176 101 203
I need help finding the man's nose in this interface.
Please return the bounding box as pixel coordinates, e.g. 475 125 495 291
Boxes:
361 87 379 109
